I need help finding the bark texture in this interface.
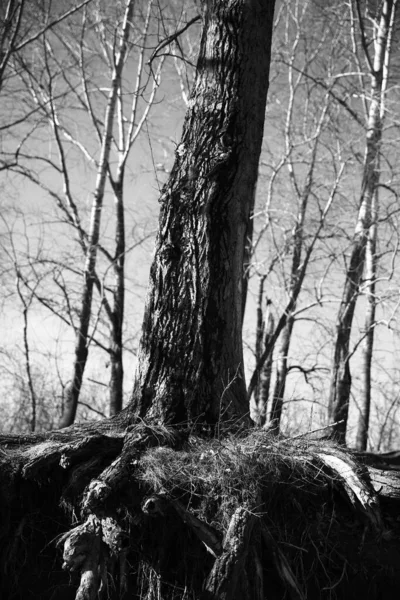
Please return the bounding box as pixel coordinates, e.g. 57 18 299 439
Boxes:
131 0 275 425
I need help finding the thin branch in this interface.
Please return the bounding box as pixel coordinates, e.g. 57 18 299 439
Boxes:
354 0 375 74
14 0 93 53
148 15 201 66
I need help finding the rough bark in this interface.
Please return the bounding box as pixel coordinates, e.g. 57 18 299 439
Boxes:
328 0 396 444
130 0 275 426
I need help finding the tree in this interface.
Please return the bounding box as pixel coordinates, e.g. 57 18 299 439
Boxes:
252 276 274 426
130 0 274 425
246 0 348 428
57 0 136 428
2 2 400 600
328 0 398 445
1 0 167 427
0 0 276 595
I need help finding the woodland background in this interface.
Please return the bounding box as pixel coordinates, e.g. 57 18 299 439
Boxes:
1 0 399 450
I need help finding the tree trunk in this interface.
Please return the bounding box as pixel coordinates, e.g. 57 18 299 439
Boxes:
355 0 395 451
269 317 294 432
130 0 275 426
109 177 125 416
267 142 317 432
253 277 266 410
355 192 377 451
252 287 274 427
258 308 274 423
59 1 134 428
328 0 395 444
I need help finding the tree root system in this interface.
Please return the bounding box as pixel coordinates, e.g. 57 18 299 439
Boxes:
1 424 400 599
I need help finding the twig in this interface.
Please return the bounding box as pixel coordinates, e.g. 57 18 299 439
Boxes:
148 15 201 65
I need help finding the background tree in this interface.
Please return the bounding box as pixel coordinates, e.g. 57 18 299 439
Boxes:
328 0 398 445
0 0 184 427
247 0 348 430
242 0 400 446
252 277 274 426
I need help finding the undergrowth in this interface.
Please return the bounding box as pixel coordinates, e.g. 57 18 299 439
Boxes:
1 425 399 599
136 429 397 599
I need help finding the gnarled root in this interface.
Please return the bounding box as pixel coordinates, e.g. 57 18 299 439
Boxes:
60 514 124 600
204 507 255 599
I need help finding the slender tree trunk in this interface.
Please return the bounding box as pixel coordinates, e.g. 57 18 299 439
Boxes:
354 0 395 451
254 277 266 409
16 281 37 432
109 176 125 416
328 0 395 444
259 306 274 424
267 138 318 432
59 0 134 428
252 283 274 427
269 317 294 431
253 62 329 431
130 0 275 426
107 0 160 417
355 193 377 451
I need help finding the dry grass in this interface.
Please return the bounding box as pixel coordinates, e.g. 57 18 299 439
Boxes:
137 428 396 598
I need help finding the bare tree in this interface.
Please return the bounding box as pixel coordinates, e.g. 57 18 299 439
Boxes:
328 0 398 445
247 0 347 425
58 0 135 427
2 0 173 426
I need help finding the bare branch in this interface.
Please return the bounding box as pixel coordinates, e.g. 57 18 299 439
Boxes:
148 15 201 66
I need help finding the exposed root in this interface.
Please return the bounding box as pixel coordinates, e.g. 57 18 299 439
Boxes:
204 507 255 599
60 514 124 600
1 426 400 599
171 497 223 558
315 449 382 529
